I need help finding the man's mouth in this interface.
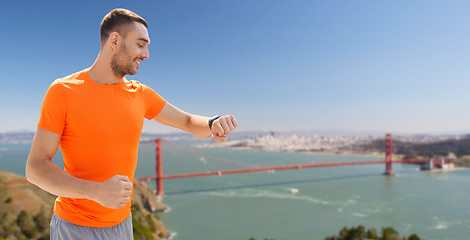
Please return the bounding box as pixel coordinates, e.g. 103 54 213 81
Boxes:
135 58 144 67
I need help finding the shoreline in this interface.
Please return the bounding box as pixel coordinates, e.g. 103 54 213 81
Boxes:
196 145 470 172
199 144 394 160
428 166 470 172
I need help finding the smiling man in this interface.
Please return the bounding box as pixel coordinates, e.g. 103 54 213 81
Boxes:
25 9 237 239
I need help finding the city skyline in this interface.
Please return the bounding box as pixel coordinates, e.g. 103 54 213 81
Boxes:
1 1 469 134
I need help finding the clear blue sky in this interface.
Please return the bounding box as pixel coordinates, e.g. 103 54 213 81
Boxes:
1 0 469 134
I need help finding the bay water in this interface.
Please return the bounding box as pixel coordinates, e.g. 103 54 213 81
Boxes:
1 140 470 240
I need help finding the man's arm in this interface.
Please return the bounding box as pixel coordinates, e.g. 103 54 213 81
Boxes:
153 103 237 142
25 128 132 209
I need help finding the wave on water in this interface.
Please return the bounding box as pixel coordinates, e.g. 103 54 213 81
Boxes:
434 222 448 230
429 217 462 230
203 189 358 207
400 172 470 184
365 207 382 214
364 204 393 214
435 174 470 183
164 205 172 213
167 232 178 240
352 212 366 218
404 223 413 232
345 195 359 205
199 157 208 165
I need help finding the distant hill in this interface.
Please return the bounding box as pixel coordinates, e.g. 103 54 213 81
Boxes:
363 136 470 158
0 130 196 144
0 170 170 240
0 131 35 144
3 129 470 143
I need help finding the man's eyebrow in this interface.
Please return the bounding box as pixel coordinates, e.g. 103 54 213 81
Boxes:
138 38 150 44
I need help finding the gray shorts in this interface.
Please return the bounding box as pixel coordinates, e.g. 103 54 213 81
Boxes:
50 213 133 240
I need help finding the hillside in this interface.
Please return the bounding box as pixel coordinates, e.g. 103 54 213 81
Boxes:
0 170 170 240
362 136 470 158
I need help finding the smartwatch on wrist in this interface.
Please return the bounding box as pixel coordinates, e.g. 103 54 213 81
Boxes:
208 115 221 130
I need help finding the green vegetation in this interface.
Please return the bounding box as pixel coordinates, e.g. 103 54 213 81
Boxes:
365 136 470 159
0 170 54 240
33 207 50 235
0 209 51 240
455 156 470 167
324 225 421 240
17 210 38 238
249 225 422 240
131 203 167 240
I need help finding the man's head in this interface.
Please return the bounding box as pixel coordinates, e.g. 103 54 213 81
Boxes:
100 9 148 46
100 9 150 77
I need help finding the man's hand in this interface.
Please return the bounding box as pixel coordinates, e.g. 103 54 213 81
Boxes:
211 115 238 143
91 175 133 209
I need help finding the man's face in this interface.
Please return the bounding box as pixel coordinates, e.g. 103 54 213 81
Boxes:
111 22 150 77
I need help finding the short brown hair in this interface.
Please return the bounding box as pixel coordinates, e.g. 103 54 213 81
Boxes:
100 9 148 45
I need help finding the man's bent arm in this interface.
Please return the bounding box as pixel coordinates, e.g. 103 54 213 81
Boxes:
26 128 132 209
25 128 96 199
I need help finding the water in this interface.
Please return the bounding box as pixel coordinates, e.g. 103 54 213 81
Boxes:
2 141 470 240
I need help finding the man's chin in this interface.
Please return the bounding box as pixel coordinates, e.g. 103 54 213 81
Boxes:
126 69 138 76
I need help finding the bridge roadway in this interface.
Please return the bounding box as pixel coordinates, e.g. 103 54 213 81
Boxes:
137 159 428 182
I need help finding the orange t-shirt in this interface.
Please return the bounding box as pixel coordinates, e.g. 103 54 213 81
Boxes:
37 69 166 227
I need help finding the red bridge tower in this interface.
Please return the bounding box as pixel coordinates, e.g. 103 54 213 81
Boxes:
384 133 393 175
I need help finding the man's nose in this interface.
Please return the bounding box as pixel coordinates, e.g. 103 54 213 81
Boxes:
142 47 150 59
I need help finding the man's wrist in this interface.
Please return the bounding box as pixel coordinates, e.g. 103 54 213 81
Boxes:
83 180 99 200
208 115 221 130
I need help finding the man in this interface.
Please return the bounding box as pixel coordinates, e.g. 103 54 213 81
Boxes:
25 8 237 239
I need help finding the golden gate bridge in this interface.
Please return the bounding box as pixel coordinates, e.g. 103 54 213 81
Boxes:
136 134 433 196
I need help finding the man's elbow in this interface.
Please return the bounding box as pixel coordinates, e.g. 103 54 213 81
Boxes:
25 159 36 184
25 158 43 185
25 163 34 184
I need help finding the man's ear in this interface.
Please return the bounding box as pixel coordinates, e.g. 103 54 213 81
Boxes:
108 32 120 51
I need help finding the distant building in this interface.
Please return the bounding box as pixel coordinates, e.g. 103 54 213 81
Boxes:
420 155 455 171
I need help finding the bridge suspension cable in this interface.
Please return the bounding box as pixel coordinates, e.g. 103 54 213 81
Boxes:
160 139 263 168
138 140 155 153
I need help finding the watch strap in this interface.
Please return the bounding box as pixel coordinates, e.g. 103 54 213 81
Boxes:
208 115 221 130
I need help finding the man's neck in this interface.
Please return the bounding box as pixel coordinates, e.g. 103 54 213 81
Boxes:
88 54 124 85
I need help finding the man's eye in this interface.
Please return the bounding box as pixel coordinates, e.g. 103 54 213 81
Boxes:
137 44 144 48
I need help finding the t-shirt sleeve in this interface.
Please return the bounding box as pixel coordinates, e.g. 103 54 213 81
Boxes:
37 81 67 135
142 84 167 120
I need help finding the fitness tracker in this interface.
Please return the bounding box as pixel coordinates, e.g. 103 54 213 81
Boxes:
208 115 221 130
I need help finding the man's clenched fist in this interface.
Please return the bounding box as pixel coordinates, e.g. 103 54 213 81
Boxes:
91 175 133 209
211 115 238 143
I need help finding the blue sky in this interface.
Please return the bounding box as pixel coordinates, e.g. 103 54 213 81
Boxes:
1 0 469 134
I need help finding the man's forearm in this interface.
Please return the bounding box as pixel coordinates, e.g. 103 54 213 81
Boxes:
152 103 237 142
187 114 212 138
26 158 96 200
